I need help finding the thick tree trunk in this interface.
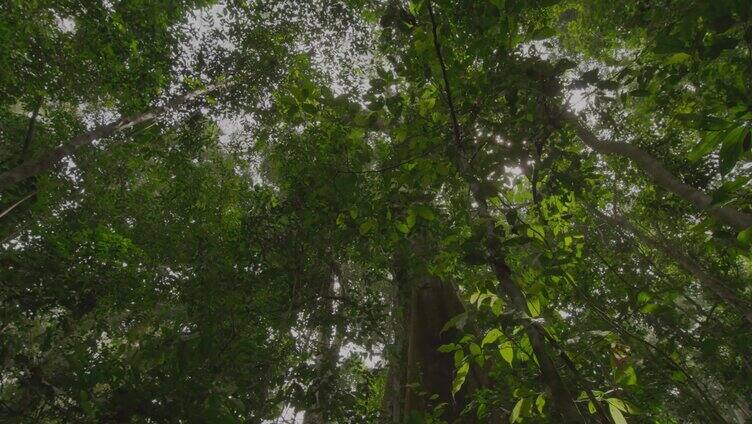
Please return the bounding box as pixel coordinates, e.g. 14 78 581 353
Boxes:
404 279 473 420
562 110 752 232
385 250 478 423
0 82 228 195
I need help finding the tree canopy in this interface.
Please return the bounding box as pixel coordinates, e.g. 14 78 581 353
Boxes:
1 1 751 423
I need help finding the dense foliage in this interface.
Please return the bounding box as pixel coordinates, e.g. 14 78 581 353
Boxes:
1 1 751 423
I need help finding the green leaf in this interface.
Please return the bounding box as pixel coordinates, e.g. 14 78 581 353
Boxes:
640 303 658 314
664 52 691 65
618 365 638 386
719 127 748 175
535 393 546 414
359 220 375 235
416 205 435 221
441 312 467 333
491 299 504 316
482 329 503 347
527 296 541 318
453 350 465 368
438 343 458 353
452 362 469 396
510 398 524 423
500 341 514 365
711 177 749 205
738 226 752 247
469 342 481 356
406 209 417 229
607 398 627 412
688 131 722 161
609 403 627 424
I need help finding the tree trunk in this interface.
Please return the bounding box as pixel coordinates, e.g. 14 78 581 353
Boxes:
591 208 752 325
562 110 752 232
385 249 479 423
471 181 585 423
425 1 583 419
303 268 341 424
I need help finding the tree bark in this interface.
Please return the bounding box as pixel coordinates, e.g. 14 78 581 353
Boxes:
0 82 229 195
562 110 752 232
386 248 480 423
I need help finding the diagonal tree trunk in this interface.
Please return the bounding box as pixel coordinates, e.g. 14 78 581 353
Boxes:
590 208 752 325
425 2 583 421
0 82 230 195
561 110 752 232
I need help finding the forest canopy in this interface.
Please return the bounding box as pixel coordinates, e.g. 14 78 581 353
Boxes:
1 0 752 423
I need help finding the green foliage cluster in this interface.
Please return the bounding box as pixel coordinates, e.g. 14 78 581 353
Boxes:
1 0 751 423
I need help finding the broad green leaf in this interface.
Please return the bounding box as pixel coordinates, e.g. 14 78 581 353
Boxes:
618 366 638 386
535 393 546 414
738 226 752 247
640 303 658 314
719 127 748 175
395 221 410 234
510 398 524 423
664 52 691 65
469 342 481 358
359 220 375 235
609 403 627 424
438 343 458 353
406 210 417 229
452 362 469 396
527 296 541 318
688 131 722 161
491 299 504 316
607 398 627 412
482 329 503 347
500 341 514 365
416 205 435 221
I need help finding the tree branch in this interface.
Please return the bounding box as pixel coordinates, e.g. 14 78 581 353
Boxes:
562 110 752 232
0 81 232 195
